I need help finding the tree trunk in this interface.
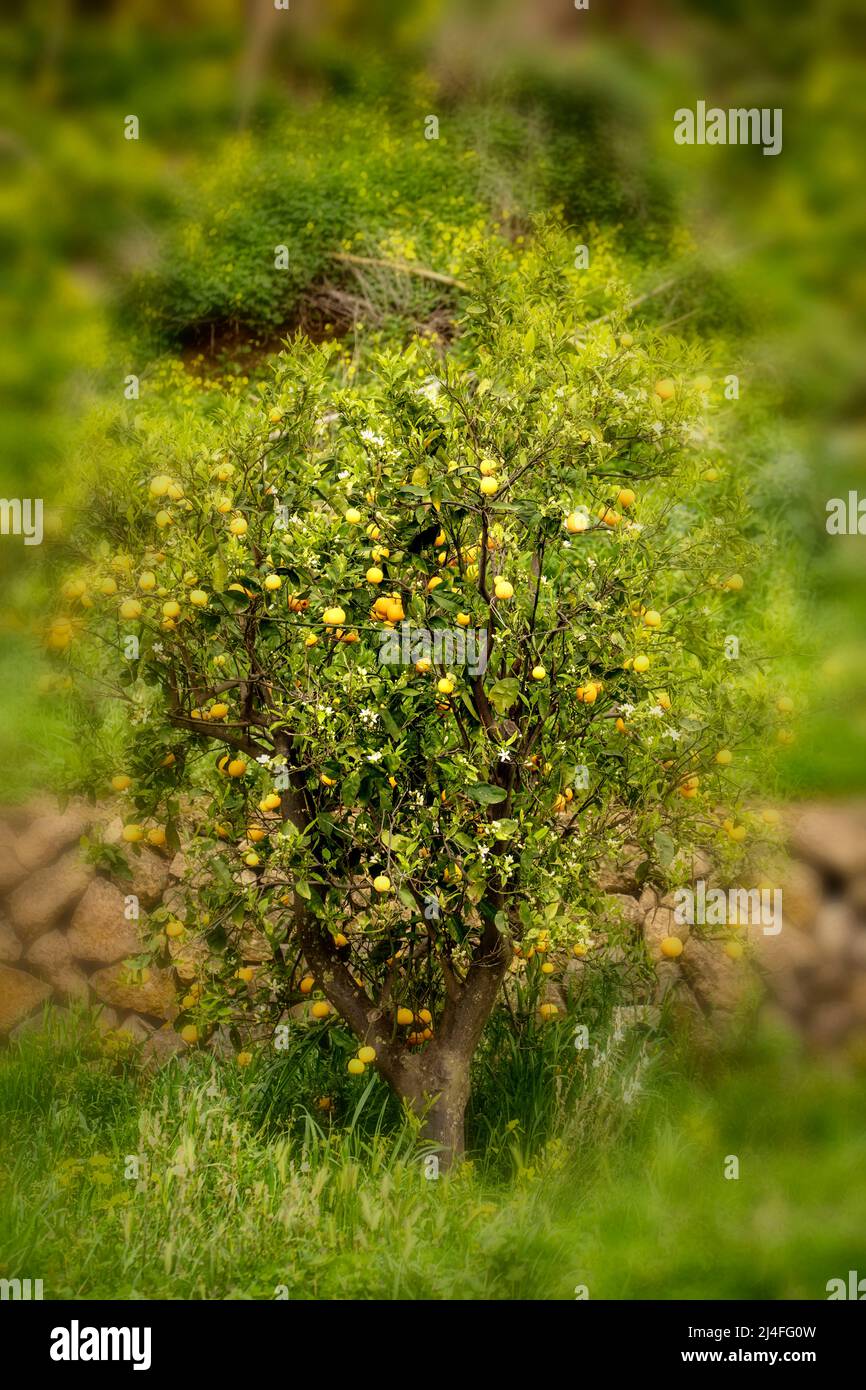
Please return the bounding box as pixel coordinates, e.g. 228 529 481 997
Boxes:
420 1066 470 1163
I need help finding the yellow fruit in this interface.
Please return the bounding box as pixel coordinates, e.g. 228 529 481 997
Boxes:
616 717 627 733
229 516 248 536
264 574 282 591
99 577 118 596
494 578 513 600
703 468 719 482
777 729 795 746
323 606 346 627
660 936 684 959
261 793 282 811
121 824 143 843
244 852 260 868
417 1009 432 1025
620 332 634 347
189 590 208 608
147 827 166 847
269 407 283 424
237 1051 253 1066
165 920 184 938
210 703 229 720
426 576 442 592
366 566 384 584
357 1045 377 1064
724 941 744 961
180 1025 199 1044
538 1003 558 1020
643 610 661 629
437 676 455 695
236 966 254 982
617 488 636 508
348 1058 366 1075
155 509 172 529
479 458 498 476
373 874 392 894
299 976 315 995
654 378 675 400
385 597 404 622
479 476 499 497
680 774 700 799
215 822 232 838
633 654 650 673
572 943 587 957
415 658 432 673
247 827 265 843
715 749 733 766
656 691 672 711
119 598 142 620
761 808 781 826
723 574 744 592
776 696 794 715
345 507 362 524
565 510 590 534
541 962 554 975
311 1001 330 1020
149 475 172 497
597 506 621 527
111 774 132 792
162 600 181 619
320 773 337 787
531 666 546 681
456 612 471 627
304 633 319 648
227 759 247 778
138 571 156 592
396 1007 414 1026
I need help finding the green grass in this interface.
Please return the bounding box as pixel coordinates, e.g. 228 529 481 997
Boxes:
1 1012 863 1300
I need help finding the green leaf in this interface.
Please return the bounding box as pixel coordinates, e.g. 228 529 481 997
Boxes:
295 880 311 901
653 831 676 868
466 782 507 806
488 677 520 716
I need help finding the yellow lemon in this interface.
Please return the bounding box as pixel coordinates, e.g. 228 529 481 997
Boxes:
660 936 684 958
396 1007 414 1026
633 654 650 673
357 1045 376 1064
494 578 513 600
373 874 392 893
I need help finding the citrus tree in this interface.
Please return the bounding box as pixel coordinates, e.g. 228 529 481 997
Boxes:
52 246 770 1160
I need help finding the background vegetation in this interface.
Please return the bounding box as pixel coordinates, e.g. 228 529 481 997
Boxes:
0 0 864 1299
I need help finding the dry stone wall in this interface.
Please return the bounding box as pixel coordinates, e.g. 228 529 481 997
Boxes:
1 797 865 1055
